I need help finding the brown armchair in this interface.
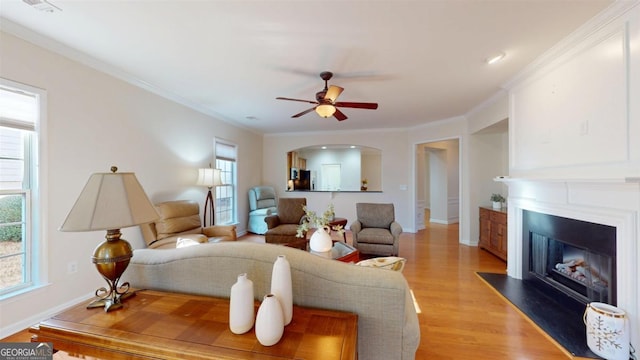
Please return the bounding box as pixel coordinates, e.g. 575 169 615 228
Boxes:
140 200 236 249
350 203 402 256
264 198 307 249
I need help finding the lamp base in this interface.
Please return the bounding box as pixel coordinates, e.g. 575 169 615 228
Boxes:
87 291 135 312
89 229 134 312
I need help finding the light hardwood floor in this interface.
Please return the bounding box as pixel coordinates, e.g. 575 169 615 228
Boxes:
2 221 572 359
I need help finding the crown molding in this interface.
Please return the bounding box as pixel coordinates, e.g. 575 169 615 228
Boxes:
0 18 257 132
502 0 639 90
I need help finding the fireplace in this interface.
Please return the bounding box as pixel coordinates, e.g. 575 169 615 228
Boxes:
502 179 639 357
522 210 616 306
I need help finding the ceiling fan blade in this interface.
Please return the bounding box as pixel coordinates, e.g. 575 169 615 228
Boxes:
325 85 344 102
335 101 378 109
333 108 348 121
291 107 317 118
276 97 318 105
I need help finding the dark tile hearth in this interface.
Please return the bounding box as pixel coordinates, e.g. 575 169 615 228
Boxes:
477 272 601 359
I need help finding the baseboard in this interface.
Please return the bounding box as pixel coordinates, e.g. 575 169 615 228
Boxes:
0 291 93 339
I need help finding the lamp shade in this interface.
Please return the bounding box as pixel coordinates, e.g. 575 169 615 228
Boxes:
315 104 336 118
59 171 159 232
196 168 223 187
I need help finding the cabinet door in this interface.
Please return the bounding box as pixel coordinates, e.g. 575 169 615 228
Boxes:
494 222 507 258
479 208 490 247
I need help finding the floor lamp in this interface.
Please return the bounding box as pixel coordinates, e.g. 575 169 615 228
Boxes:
59 166 159 311
196 167 223 227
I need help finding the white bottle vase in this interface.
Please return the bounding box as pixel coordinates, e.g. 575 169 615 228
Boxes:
310 226 332 252
255 294 285 346
229 273 255 334
271 255 293 325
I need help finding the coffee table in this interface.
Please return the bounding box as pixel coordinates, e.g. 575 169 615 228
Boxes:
310 241 360 263
31 290 357 360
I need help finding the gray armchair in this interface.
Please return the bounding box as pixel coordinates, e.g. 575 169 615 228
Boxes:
350 203 402 256
248 186 277 234
264 198 308 249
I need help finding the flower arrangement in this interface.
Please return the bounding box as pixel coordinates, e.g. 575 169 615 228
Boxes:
361 179 368 186
490 193 506 203
296 204 345 238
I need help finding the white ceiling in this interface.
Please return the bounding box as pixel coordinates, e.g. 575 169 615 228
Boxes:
0 0 613 134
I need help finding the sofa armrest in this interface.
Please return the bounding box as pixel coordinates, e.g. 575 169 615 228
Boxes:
203 225 237 240
264 215 280 229
349 220 362 245
390 221 403 236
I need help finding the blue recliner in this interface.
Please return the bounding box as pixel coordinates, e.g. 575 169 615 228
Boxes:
247 186 277 234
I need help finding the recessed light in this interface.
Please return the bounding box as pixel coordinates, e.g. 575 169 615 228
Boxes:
486 52 506 65
321 146 327 149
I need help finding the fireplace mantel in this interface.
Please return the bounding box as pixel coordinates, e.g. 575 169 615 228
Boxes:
498 176 639 351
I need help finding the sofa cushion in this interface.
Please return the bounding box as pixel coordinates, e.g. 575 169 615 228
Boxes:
277 198 306 224
255 186 275 201
156 214 201 239
356 203 395 228
358 228 395 244
249 207 277 216
154 201 202 239
265 224 300 236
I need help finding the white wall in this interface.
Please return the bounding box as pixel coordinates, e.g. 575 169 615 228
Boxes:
408 117 469 243
0 31 263 336
263 129 412 232
508 3 640 179
466 93 509 246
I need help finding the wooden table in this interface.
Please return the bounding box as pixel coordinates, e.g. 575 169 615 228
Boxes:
31 290 358 360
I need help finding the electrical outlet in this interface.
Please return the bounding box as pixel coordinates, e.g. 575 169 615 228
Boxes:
67 261 78 274
580 120 589 135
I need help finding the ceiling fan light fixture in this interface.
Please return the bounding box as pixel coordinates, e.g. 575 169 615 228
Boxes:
316 104 336 118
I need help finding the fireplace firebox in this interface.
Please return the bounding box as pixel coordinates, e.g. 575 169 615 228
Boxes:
522 210 616 306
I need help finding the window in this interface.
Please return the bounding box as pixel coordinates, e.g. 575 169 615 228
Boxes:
0 80 42 297
215 140 237 225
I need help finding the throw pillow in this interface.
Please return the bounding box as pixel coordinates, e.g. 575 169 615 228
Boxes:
356 257 406 272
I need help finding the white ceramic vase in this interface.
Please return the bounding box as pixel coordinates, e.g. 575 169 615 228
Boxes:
310 226 333 252
492 201 502 209
584 302 629 360
229 273 254 334
271 255 293 325
255 294 285 346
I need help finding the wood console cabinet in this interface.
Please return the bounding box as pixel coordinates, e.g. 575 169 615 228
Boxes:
479 206 507 261
31 290 357 360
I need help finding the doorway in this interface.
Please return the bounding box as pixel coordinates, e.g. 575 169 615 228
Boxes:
415 139 460 230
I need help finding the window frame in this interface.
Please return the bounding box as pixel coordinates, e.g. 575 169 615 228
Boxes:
0 78 47 299
214 139 237 225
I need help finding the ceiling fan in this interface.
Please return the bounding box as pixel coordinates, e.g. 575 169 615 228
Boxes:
276 71 378 121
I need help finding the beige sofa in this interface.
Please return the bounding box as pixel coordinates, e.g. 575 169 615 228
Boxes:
125 242 420 359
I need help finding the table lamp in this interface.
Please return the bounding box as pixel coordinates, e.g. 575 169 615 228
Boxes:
59 166 159 311
196 166 223 227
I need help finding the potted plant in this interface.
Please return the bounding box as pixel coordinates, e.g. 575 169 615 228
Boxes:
296 204 344 252
361 179 368 191
490 193 506 209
